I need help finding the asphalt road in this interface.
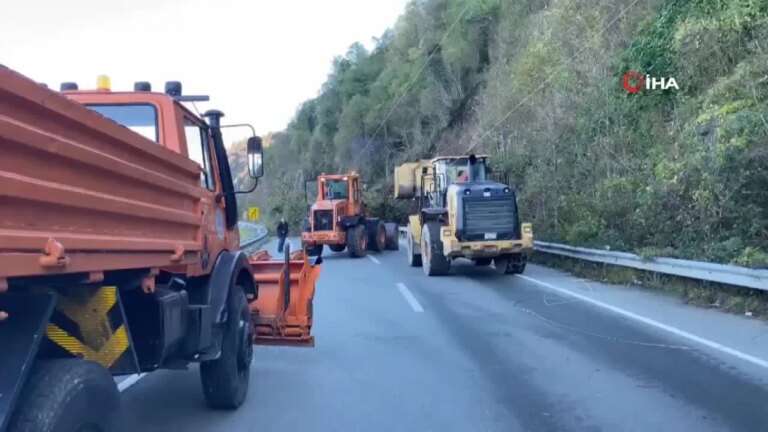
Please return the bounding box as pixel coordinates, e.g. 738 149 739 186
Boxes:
114 237 768 432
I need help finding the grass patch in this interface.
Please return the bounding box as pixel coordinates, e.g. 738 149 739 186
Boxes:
532 251 768 319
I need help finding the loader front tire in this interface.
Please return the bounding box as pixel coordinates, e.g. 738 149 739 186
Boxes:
329 244 346 253
200 284 252 409
347 224 367 258
494 254 527 275
407 224 422 267
421 221 450 276
7 359 119 432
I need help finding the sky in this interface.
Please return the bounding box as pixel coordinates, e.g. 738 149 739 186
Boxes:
0 0 409 137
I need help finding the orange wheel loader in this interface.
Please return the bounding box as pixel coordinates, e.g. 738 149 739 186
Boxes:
0 66 322 432
300 173 399 258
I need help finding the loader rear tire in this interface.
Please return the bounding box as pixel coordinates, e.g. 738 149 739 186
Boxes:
7 359 119 432
200 284 252 409
329 244 346 253
347 224 367 258
421 221 450 276
368 220 386 252
384 223 399 250
407 224 422 267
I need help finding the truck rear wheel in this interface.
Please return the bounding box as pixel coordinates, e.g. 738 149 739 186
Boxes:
368 220 386 252
200 284 252 409
7 359 119 432
421 221 450 276
406 224 422 267
329 244 346 253
384 223 399 250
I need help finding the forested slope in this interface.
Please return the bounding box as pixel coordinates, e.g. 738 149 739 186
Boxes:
234 0 768 266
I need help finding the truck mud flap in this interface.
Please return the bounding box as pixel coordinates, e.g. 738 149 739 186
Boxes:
0 291 57 432
248 244 322 347
45 285 140 375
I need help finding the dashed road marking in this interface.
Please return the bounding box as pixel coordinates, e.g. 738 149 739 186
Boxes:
367 255 381 264
117 373 146 392
396 283 424 313
518 274 768 370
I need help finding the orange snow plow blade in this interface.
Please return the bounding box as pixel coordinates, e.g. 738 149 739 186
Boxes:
248 245 322 347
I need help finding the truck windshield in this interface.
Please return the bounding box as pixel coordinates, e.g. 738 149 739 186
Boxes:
85 104 158 143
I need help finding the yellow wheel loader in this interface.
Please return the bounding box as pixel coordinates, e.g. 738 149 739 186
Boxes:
394 155 533 276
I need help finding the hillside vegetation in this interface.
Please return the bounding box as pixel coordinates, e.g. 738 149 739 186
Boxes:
234 0 768 266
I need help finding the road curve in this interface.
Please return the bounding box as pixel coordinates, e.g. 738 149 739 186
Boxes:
114 237 768 432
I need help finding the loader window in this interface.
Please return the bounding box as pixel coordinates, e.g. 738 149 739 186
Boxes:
184 119 215 191
85 103 158 143
325 180 349 200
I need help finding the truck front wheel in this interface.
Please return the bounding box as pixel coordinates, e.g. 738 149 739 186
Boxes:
7 359 119 432
200 284 252 409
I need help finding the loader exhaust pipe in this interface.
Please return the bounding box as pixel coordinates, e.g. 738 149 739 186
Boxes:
468 154 479 182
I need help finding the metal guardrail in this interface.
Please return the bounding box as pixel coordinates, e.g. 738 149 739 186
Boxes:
396 225 766 290
238 222 268 248
535 241 768 291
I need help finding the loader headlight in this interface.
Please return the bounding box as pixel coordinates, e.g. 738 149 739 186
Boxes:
503 187 510 194
464 189 471 195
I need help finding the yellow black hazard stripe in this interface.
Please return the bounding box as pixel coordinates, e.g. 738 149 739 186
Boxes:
46 285 139 374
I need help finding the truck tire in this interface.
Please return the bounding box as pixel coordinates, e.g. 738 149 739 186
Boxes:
7 359 119 432
475 258 492 266
384 223 399 250
421 221 450 276
368 220 386 252
200 284 252 409
347 224 367 258
307 244 324 257
329 244 346 253
407 224 422 267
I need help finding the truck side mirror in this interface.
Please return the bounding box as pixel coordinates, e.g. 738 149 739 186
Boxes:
247 136 264 178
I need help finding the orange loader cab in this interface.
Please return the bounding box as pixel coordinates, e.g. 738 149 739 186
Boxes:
300 173 398 258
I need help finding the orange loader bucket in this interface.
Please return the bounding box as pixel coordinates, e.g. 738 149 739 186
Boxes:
248 244 322 347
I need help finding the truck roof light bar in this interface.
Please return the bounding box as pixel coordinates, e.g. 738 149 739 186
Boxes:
174 95 210 102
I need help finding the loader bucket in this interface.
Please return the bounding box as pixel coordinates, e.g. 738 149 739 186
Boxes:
248 244 322 347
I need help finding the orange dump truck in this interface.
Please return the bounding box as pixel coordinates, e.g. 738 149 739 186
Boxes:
0 66 321 432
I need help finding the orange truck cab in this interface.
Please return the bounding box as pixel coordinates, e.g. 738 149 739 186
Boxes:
300 173 398 258
0 66 321 432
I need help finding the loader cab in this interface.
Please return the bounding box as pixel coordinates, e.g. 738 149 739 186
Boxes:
428 155 490 208
314 173 364 218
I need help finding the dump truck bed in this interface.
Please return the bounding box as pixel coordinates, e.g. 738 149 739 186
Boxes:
0 66 202 279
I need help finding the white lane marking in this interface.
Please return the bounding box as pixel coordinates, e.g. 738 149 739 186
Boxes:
117 373 146 392
518 275 768 370
367 255 381 264
397 283 424 313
